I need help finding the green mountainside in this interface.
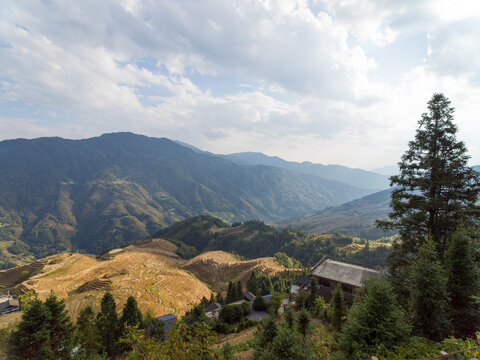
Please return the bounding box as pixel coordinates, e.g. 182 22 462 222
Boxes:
0 133 372 258
282 189 395 239
146 215 390 267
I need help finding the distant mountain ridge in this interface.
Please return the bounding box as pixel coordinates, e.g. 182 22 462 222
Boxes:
283 189 394 240
218 152 390 190
0 132 372 258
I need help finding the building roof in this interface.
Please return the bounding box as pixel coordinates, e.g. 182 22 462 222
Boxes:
156 313 177 322
0 299 20 313
262 294 273 302
310 257 379 287
296 275 311 286
244 292 256 302
205 302 222 312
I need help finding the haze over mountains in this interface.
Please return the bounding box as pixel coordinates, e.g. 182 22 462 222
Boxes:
0 132 377 257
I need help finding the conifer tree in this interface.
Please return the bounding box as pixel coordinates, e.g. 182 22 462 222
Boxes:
247 271 258 295
8 299 53 360
96 292 120 357
297 308 311 336
284 307 295 329
257 316 278 348
408 240 450 340
307 278 317 310
377 93 480 301
120 296 143 328
378 93 480 254
44 292 76 359
445 227 480 336
337 277 410 359
261 276 273 295
226 281 236 304
330 283 346 332
236 281 243 300
76 305 101 359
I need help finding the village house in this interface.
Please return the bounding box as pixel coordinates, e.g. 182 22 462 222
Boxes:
156 313 177 339
308 256 379 304
0 297 20 315
205 301 222 319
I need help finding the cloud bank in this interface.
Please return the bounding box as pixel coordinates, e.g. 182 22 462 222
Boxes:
0 0 479 168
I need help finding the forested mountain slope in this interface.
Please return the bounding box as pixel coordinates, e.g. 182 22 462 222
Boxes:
0 132 371 257
220 152 389 190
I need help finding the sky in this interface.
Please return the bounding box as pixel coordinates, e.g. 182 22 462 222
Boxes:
0 0 479 169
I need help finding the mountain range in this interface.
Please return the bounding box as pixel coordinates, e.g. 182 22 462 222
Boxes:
0 132 376 258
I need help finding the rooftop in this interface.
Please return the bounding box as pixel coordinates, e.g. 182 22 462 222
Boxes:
205 302 222 312
310 257 379 288
156 313 177 322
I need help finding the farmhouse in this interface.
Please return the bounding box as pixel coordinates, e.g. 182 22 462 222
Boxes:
309 256 379 303
0 297 20 315
156 313 177 339
205 301 222 319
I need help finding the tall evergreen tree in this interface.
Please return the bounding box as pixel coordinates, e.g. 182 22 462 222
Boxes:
378 93 480 253
307 278 317 310
236 281 243 300
44 292 76 359
120 296 143 328
247 271 258 295
96 292 120 357
377 93 480 300
8 299 53 360
337 277 410 359
408 240 450 340
297 309 311 337
261 276 273 295
226 281 237 304
330 283 346 332
76 306 101 359
445 227 480 336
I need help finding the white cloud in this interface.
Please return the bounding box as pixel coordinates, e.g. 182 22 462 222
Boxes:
0 0 479 169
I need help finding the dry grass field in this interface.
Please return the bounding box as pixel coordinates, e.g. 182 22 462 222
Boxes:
0 239 289 323
181 251 288 293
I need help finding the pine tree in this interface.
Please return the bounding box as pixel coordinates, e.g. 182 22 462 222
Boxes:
337 277 410 359
297 308 311 336
120 296 143 328
247 271 258 295
8 299 53 360
330 283 346 332
226 281 237 304
44 292 76 359
271 327 301 360
261 276 273 295
257 316 278 348
408 240 450 340
236 281 243 300
378 93 480 254
76 306 101 359
377 93 480 302
445 227 480 336
307 278 317 310
96 292 120 357
284 307 295 329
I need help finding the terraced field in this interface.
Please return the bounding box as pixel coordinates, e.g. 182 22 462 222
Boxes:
181 251 289 293
0 239 288 322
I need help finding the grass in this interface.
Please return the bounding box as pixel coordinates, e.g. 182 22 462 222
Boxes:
0 241 13 250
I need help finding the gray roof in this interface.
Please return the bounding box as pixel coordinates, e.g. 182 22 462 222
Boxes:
0 299 19 313
296 275 311 286
310 257 379 287
156 313 177 322
205 302 222 312
244 292 256 302
262 294 273 302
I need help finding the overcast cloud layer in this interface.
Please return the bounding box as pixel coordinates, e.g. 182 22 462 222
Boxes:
0 0 479 168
